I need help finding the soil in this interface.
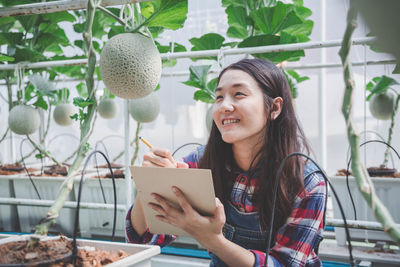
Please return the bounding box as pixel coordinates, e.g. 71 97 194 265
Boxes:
336 167 400 178
0 236 128 267
96 163 123 169
0 164 37 176
93 169 125 179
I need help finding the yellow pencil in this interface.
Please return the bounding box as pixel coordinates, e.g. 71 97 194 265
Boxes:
139 136 153 149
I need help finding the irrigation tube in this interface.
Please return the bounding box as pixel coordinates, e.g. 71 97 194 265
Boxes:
326 218 400 232
0 37 377 71
0 0 150 18
0 197 126 211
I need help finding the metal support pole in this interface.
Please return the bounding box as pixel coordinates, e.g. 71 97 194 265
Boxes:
0 37 377 71
0 0 151 18
318 0 327 170
124 99 133 211
0 197 126 210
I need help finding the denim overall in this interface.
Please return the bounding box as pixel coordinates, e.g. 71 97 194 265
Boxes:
209 162 322 267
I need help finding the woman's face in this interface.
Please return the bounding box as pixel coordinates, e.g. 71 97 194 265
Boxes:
213 69 268 146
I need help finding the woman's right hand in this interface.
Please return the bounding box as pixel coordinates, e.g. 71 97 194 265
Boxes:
142 148 188 168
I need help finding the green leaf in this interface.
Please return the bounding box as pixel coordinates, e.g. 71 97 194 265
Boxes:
190 33 225 61
222 0 245 7
286 69 309 83
194 90 215 103
33 96 48 110
16 15 39 32
393 64 400 74
108 25 125 39
250 3 303 35
11 46 46 62
282 20 313 37
42 11 76 23
184 65 212 90
76 82 88 98
0 32 24 46
73 97 95 108
156 41 186 67
366 75 399 101
0 54 14 61
226 5 248 39
70 113 79 121
28 74 56 96
144 0 188 30
35 153 43 159
207 77 218 93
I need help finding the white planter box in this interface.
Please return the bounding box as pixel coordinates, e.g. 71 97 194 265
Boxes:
73 175 134 238
13 175 76 235
330 176 400 245
0 175 19 232
0 234 160 267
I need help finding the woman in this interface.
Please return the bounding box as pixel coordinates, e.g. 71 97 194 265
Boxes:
126 59 326 266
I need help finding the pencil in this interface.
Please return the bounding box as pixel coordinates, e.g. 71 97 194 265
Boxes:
139 136 153 149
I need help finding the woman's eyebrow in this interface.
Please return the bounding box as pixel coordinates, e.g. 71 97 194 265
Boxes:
215 83 249 92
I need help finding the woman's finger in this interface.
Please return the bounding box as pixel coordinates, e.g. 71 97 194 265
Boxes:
176 162 189 168
172 186 195 214
152 148 177 167
143 151 174 167
148 202 167 217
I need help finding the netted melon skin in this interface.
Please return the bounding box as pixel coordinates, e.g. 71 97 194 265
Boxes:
98 99 117 119
53 103 75 126
100 33 161 99
128 93 160 123
8 105 40 135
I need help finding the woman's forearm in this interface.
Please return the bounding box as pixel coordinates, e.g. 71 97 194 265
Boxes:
207 234 256 267
130 196 147 236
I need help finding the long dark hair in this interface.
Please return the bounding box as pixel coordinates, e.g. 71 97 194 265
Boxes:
199 58 310 234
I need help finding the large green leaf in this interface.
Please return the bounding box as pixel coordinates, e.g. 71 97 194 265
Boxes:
11 45 46 62
0 32 24 46
222 0 245 7
282 19 313 39
190 33 225 61
42 11 76 24
144 0 188 30
366 75 399 101
33 96 48 110
0 54 14 62
34 32 69 52
250 3 303 35
194 90 215 103
182 65 212 90
16 15 39 32
393 64 400 74
226 5 248 39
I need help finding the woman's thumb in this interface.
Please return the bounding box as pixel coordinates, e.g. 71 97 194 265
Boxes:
176 162 189 168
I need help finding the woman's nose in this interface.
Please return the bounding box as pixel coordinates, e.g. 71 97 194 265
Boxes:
220 98 234 112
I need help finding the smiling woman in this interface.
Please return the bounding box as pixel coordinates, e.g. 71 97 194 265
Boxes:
126 59 326 267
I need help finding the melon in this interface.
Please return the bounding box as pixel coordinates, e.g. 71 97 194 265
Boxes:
53 103 75 126
98 99 117 119
8 105 40 135
128 93 160 123
99 33 161 99
369 91 395 120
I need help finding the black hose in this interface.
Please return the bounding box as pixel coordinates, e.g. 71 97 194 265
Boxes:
20 138 41 200
72 150 117 265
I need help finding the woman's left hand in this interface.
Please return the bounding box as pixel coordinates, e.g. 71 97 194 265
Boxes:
148 186 226 249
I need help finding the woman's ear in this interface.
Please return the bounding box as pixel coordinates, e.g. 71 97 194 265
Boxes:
270 97 283 120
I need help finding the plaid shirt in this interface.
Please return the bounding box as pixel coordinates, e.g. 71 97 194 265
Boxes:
126 148 326 266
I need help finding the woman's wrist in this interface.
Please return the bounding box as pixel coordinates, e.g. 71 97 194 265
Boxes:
204 233 228 254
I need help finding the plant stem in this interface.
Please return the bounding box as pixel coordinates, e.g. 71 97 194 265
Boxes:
131 122 142 165
26 135 61 166
382 94 400 167
0 128 9 143
97 5 128 27
33 0 100 238
339 3 400 245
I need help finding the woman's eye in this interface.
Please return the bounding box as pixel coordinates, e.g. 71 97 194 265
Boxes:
216 95 223 100
235 92 245 96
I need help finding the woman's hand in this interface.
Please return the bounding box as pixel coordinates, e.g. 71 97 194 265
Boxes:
148 186 226 250
142 148 188 168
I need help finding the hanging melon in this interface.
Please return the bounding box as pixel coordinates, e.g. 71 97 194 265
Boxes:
99 33 162 99
369 91 395 120
98 99 117 119
8 105 41 135
128 93 160 123
53 103 75 126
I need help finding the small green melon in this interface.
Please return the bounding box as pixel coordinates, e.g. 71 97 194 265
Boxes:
53 103 75 126
369 91 395 120
98 99 117 119
128 93 160 123
100 33 161 99
8 105 40 135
